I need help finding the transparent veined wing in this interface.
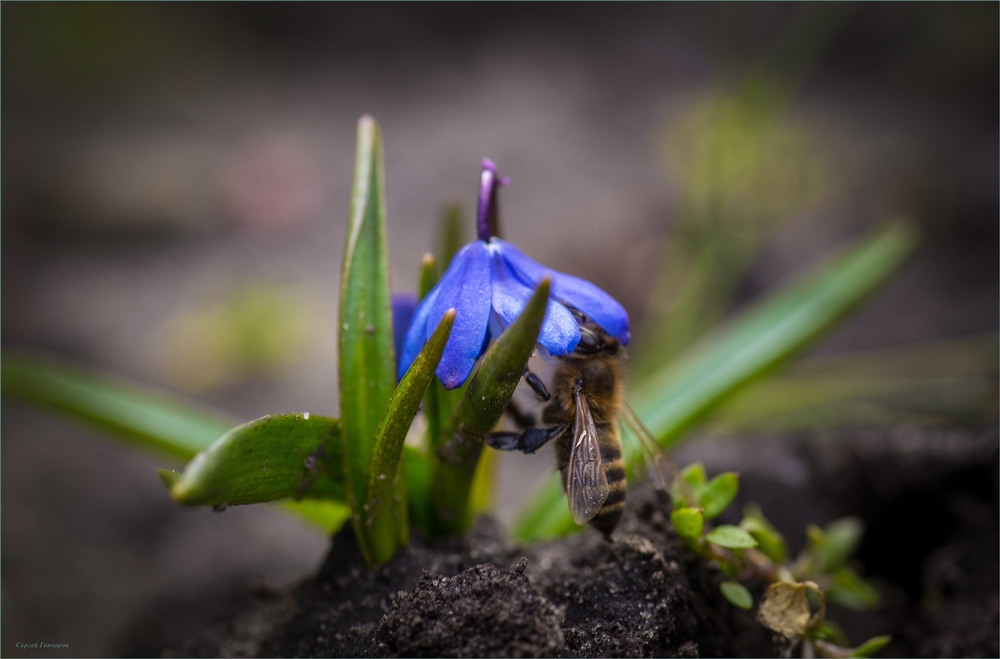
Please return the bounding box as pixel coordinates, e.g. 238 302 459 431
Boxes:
566 388 609 524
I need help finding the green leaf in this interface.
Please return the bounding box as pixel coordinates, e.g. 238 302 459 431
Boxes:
510 221 917 542
2 350 234 460
169 414 343 506
339 115 396 565
822 517 865 571
365 310 455 564
699 472 739 519
741 504 789 564
720 580 754 610
805 517 864 574
670 507 705 541
670 462 706 506
828 566 880 610
813 620 851 646
706 524 758 549
849 635 891 658
429 278 550 535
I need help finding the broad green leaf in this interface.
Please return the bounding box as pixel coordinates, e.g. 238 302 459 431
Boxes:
429 279 550 535
365 311 454 564
339 115 396 565
706 525 758 549
849 635 891 658
670 507 705 541
699 472 739 519
2 350 234 460
512 221 916 541
169 414 344 506
720 580 754 610
741 504 789 564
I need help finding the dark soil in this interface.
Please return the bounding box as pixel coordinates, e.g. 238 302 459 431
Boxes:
166 424 998 658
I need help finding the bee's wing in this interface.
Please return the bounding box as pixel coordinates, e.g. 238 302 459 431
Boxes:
621 401 679 493
566 389 610 525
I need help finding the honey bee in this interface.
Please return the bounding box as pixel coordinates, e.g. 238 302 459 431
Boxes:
483 319 627 538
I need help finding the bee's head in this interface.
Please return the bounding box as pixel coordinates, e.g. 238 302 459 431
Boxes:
574 323 619 356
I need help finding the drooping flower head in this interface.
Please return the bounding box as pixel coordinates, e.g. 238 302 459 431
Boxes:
398 159 630 389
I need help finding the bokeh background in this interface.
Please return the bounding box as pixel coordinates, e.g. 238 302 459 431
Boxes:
3 3 997 656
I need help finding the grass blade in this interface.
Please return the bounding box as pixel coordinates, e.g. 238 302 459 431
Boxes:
2 350 234 460
339 115 396 564
429 278 550 535
630 221 917 443
366 310 455 564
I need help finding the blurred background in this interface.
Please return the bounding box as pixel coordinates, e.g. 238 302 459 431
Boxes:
2 3 997 656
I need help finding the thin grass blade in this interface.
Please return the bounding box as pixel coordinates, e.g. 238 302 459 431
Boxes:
2 349 234 460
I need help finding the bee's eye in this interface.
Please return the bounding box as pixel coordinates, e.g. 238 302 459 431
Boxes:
577 327 601 353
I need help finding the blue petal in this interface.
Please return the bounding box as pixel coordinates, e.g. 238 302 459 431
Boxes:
493 238 630 345
490 247 581 356
427 241 493 389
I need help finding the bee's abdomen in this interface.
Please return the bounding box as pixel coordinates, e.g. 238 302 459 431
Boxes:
591 426 626 538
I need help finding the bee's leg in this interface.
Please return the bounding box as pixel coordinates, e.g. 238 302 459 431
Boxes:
523 369 550 401
465 423 566 454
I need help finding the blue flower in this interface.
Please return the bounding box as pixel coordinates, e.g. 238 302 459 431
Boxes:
398 160 630 389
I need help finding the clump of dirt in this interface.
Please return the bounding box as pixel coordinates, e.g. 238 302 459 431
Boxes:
371 559 564 657
168 424 997 658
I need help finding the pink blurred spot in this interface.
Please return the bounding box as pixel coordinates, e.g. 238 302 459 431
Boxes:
221 135 323 231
